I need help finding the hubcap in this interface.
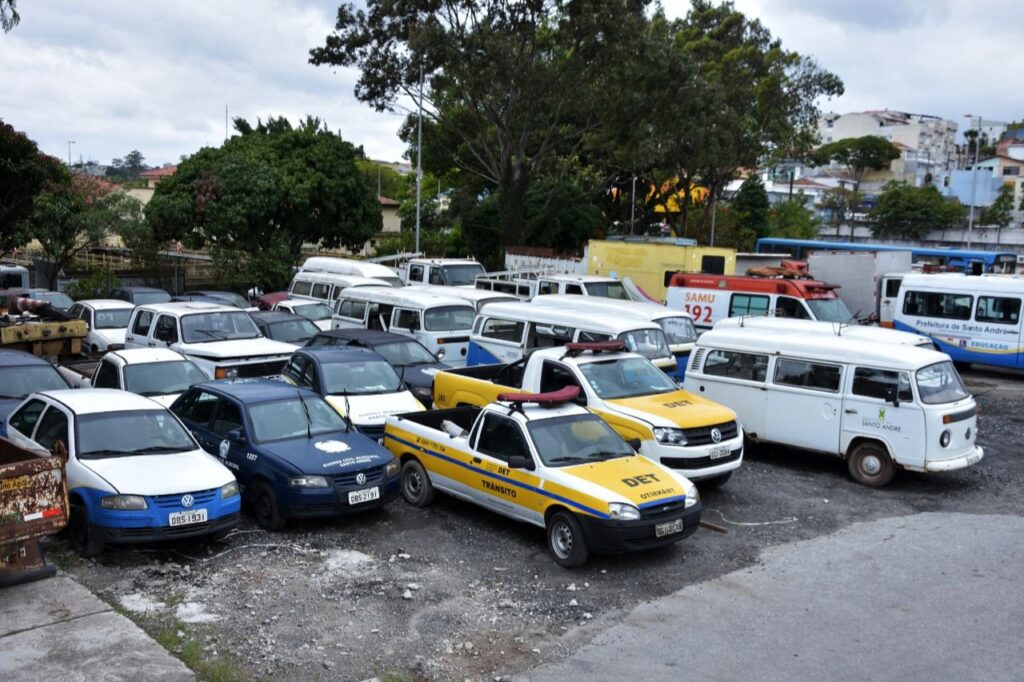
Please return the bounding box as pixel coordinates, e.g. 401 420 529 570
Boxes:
551 522 573 559
862 454 882 476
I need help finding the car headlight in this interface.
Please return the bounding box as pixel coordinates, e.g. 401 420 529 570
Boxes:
608 502 641 520
100 494 148 510
653 427 687 445
289 475 329 488
215 366 240 379
385 460 400 477
684 481 700 508
220 480 240 499
412 386 432 399
940 430 951 448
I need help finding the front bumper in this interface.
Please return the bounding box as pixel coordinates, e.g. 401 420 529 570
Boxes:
924 446 984 472
96 512 240 544
284 475 401 518
647 437 745 480
576 501 702 554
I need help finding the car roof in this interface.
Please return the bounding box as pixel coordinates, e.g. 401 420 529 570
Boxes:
541 274 620 284
899 272 1024 295
408 284 518 304
249 311 308 323
312 328 410 345
39 388 162 414
0 349 52 367
107 348 189 365
193 379 318 404
137 301 238 315
479 301 662 334
78 299 135 310
298 346 385 364
530 294 691 321
337 285 476 309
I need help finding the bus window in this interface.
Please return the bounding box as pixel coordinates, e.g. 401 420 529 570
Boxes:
975 297 1022 325
903 291 973 320
729 294 770 317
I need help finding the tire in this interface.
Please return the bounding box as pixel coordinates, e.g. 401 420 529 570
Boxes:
69 503 104 558
401 459 435 507
546 511 589 568
698 471 732 491
847 442 896 487
252 480 286 531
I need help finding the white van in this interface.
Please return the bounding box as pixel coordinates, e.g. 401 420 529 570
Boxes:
331 286 476 365
288 271 387 304
712 316 935 348
299 256 404 288
892 272 1023 370
529 294 697 379
468 301 676 373
407 284 517 311
474 272 631 301
402 258 485 287
684 326 983 486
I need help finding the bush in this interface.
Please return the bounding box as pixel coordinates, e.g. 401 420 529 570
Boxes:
65 269 121 300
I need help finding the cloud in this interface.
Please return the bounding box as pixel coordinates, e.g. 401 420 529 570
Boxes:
757 0 950 32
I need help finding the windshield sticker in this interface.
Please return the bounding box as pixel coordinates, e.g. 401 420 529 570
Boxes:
315 440 351 454
322 454 378 469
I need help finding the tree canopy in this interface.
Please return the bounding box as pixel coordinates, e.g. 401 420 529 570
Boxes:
146 116 380 291
979 183 1015 229
731 175 770 245
0 0 18 32
812 136 901 187
869 181 966 239
0 119 64 255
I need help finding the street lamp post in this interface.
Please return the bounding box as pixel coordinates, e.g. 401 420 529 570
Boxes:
67 140 76 167
630 175 637 235
965 114 982 249
414 65 424 255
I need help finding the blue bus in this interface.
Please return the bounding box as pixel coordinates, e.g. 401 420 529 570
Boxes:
755 238 1018 274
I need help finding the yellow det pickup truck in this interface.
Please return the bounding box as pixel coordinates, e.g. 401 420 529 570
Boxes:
383 387 701 567
433 342 743 489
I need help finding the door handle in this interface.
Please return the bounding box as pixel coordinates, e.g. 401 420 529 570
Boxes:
471 457 482 464
844 409 857 414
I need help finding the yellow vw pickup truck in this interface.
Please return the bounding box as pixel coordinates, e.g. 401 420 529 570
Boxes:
383 387 702 567
432 342 743 489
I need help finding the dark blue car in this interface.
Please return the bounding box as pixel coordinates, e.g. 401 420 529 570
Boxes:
170 380 400 530
0 350 71 421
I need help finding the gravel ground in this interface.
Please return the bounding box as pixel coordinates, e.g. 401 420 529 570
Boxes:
47 368 1024 681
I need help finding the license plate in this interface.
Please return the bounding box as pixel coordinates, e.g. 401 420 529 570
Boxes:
708 445 731 460
655 518 684 537
169 509 207 527
348 487 380 505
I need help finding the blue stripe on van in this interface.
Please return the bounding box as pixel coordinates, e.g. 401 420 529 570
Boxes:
893 321 1021 368
466 340 502 367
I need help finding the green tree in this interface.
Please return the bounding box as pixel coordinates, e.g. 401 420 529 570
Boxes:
979 183 1015 228
731 175 770 242
819 186 863 237
1 120 65 254
767 198 818 239
356 159 408 201
869 181 967 239
146 116 380 291
0 0 18 32
812 136 901 189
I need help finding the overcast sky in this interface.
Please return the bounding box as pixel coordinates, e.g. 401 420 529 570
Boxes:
1 0 1021 168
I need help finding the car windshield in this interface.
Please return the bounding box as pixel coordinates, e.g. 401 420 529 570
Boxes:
78 409 196 458
248 395 348 442
34 292 74 310
619 328 672 360
0 366 68 399
94 309 133 329
181 312 260 342
322 360 402 395
267 318 320 344
373 339 438 366
916 361 970 405
658 316 697 345
578 357 678 399
441 264 486 286
292 302 333 321
123 361 208 396
133 291 172 305
584 281 630 300
807 298 854 322
528 414 635 467
424 305 475 332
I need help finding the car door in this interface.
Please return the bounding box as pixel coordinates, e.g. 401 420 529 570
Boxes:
391 308 421 336
153 314 179 348
472 412 542 522
764 357 843 454
126 309 154 348
171 389 221 454
32 405 71 454
842 367 924 468
209 397 247 471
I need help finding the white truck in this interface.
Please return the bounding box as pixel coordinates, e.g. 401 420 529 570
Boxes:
402 258 486 287
57 348 208 407
124 302 295 380
805 251 913 323
474 272 633 301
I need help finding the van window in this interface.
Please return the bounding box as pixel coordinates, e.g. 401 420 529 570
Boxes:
291 279 313 296
367 303 394 331
481 318 524 342
338 299 368 320
578 330 611 342
423 306 474 332
394 309 420 329
903 291 973 320
852 367 913 402
884 278 902 298
527 323 574 349
132 310 154 336
565 284 584 295
428 269 444 285
774 358 842 392
409 264 424 282
729 293 770 317
776 297 811 319
311 283 330 300
975 296 1021 325
538 281 557 296
702 350 768 382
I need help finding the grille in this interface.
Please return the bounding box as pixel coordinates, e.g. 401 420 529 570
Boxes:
662 447 742 470
356 424 385 442
151 489 217 509
640 499 688 520
331 465 385 488
682 420 739 446
233 359 288 378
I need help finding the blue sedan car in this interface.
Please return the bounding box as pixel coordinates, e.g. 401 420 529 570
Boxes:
170 380 400 530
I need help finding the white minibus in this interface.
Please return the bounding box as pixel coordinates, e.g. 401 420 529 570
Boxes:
684 326 983 486
474 272 631 301
288 271 390 303
468 301 676 374
712 316 934 348
893 273 1023 370
299 256 404 288
407 284 518 311
331 286 476 365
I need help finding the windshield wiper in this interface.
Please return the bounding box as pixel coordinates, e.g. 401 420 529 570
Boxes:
132 445 191 454
548 456 588 464
297 392 313 440
79 449 141 458
192 329 226 341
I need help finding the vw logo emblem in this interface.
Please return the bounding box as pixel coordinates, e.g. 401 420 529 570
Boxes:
181 494 195 508
710 428 722 443
355 473 367 485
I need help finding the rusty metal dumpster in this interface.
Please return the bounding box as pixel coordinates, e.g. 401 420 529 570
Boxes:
0 437 69 587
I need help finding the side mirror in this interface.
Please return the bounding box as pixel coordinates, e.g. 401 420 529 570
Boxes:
627 437 642 452
507 454 535 470
435 348 446 361
884 387 901 408
227 428 247 445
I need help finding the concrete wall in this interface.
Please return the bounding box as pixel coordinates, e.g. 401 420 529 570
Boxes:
381 206 401 233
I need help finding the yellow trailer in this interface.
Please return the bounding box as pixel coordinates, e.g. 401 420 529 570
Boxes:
586 239 736 303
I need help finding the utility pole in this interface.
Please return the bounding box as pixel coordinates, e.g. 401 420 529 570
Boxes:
67 140 76 167
415 65 424 255
630 176 637 235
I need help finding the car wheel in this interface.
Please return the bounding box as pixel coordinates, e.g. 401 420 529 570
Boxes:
698 471 732 491
252 480 286 530
847 442 896 487
69 503 104 558
401 459 435 507
547 511 589 568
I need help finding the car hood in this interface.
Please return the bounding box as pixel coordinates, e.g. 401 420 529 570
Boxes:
604 389 736 428
313 320 332 331
397 363 448 390
560 455 688 506
81 448 234 496
324 391 425 426
94 329 126 346
258 432 394 473
182 338 295 359
0 398 23 422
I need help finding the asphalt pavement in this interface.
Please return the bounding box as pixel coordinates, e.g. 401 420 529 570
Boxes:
518 512 1024 681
